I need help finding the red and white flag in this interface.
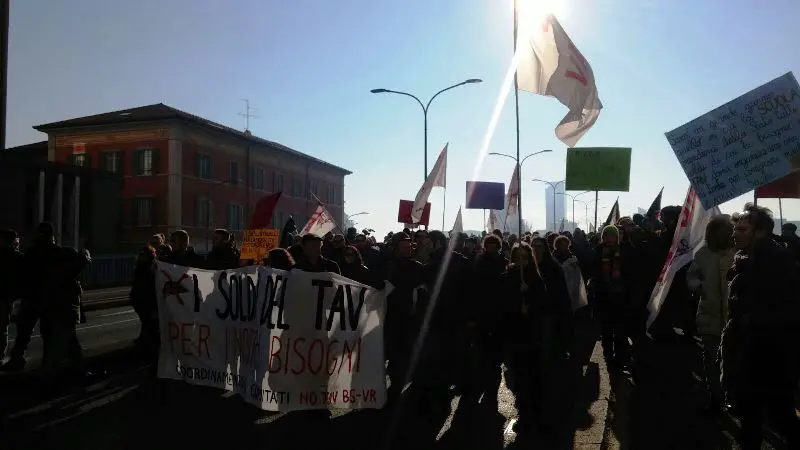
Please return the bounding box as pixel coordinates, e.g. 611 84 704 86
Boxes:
301 204 337 238
646 188 721 332
505 165 520 219
411 144 448 223
517 14 602 147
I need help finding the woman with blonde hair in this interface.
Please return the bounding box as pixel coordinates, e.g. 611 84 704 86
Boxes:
686 214 735 413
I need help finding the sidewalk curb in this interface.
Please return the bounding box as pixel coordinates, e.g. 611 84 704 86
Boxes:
574 341 611 450
82 297 130 312
0 342 140 389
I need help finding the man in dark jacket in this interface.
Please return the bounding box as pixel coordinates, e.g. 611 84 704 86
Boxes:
724 204 799 449
205 229 241 269
0 229 23 361
2 223 90 376
163 230 204 267
461 233 508 407
383 232 424 404
294 234 340 274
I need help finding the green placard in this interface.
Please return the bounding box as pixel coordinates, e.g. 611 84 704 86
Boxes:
565 147 632 191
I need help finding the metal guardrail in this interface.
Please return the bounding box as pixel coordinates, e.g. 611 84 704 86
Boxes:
80 254 137 289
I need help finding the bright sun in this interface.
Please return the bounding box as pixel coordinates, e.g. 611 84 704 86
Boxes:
516 0 570 30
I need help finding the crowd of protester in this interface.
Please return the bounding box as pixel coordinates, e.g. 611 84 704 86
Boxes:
1 202 799 449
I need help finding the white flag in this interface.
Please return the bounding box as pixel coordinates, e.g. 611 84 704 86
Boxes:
517 14 602 147
301 204 337 238
505 165 520 218
487 210 502 231
646 188 720 332
411 144 448 223
451 207 463 235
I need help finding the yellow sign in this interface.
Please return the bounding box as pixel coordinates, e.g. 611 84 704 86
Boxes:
240 229 279 261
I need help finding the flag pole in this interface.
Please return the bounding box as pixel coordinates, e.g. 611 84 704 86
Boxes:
779 197 784 228
594 190 598 232
442 188 447 230
513 0 523 236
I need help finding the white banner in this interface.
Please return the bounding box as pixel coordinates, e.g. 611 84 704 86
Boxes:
155 262 388 411
646 188 720 332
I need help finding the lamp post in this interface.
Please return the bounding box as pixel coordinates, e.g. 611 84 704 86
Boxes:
344 211 369 227
370 79 483 181
489 150 552 234
532 179 564 232
557 191 592 230
574 199 590 230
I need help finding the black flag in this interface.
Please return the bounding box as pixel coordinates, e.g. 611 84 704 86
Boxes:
603 199 620 228
279 216 297 248
646 187 663 220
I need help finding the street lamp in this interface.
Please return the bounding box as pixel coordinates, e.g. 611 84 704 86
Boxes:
489 149 552 234
557 190 592 230
345 211 369 221
573 199 590 230
532 179 565 232
370 79 483 182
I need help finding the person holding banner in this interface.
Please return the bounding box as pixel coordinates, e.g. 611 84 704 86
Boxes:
295 234 340 275
722 205 800 450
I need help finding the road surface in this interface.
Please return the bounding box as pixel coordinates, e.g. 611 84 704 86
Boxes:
1 317 610 450
3 306 140 369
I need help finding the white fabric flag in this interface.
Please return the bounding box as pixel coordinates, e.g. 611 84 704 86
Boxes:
505 165 520 218
646 188 720 332
450 207 463 235
411 144 448 223
517 14 602 147
301 204 337 237
487 210 502 231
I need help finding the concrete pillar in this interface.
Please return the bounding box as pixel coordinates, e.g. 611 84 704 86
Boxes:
55 173 63 245
72 176 81 248
167 138 183 232
38 170 45 223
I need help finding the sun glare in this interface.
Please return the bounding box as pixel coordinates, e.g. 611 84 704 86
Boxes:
516 0 570 34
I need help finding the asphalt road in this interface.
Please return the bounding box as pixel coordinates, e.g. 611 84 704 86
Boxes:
3 306 140 369
1 317 610 450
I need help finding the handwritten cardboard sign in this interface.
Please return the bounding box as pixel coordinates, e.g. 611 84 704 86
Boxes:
665 72 800 209
240 228 279 261
565 147 632 191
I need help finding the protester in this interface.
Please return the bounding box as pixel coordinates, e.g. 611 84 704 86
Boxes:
686 215 736 413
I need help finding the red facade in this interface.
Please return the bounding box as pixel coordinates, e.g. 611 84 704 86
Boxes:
38 106 349 252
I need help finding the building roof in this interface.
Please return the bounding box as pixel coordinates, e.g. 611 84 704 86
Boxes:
2 141 48 162
33 103 352 175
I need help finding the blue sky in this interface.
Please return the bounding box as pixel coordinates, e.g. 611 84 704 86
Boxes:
6 0 800 236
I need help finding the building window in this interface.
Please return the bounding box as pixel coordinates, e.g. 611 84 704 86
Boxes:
134 149 155 176
273 211 284 230
69 153 87 167
196 197 212 228
227 203 244 231
101 151 121 173
229 161 239 185
291 178 303 198
133 197 154 226
251 166 265 190
274 173 284 192
308 180 319 201
326 185 336 204
197 154 212 179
